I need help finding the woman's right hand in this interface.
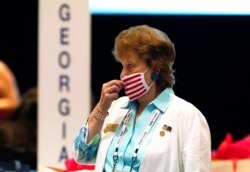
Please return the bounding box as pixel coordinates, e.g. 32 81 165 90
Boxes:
97 79 124 113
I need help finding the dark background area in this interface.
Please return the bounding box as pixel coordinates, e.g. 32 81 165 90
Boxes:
0 0 38 95
1 0 250 152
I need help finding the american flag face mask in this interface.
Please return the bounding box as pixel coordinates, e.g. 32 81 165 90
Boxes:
121 68 154 101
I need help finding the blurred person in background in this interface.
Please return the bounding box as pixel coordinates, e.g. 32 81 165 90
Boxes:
0 86 37 170
0 60 21 122
0 61 37 170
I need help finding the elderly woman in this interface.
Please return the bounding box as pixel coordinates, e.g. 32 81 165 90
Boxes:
73 25 211 172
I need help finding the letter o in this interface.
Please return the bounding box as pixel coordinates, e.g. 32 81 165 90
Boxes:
58 51 70 69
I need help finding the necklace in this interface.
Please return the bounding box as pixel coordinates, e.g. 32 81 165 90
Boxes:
112 109 161 172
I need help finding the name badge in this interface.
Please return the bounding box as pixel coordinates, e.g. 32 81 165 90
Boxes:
104 124 118 133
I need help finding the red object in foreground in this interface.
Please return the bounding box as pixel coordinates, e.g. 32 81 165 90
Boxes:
65 158 95 171
212 133 250 160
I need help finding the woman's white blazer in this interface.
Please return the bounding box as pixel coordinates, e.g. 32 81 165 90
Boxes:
94 95 211 172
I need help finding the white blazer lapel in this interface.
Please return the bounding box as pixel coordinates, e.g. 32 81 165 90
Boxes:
94 107 130 172
140 108 174 172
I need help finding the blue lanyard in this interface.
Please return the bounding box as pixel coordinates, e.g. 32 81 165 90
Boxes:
112 109 161 172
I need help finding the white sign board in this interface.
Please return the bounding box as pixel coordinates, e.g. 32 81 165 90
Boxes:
38 0 90 168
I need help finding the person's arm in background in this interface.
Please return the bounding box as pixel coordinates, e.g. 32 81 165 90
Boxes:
0 60 21 120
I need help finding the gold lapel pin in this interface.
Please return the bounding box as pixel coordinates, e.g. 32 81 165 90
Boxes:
160 131 165 137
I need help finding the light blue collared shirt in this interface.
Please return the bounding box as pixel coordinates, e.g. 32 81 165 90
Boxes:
104 88 174 172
